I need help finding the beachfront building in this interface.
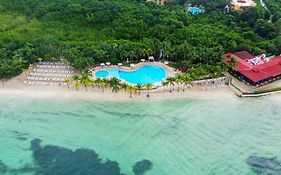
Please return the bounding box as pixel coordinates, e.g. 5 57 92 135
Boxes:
146 0 165 5
230 0 256 10
223 51 281 88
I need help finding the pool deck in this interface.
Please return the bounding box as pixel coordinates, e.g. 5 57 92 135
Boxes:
91 62 179 86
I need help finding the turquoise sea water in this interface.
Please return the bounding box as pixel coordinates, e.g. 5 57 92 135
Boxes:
95 65 166 85
0 96 281 175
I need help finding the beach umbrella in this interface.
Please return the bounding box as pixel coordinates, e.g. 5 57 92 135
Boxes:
141 59 146 62
106 62 111 66
100 63 105 66
118 63 123 66
148 56 154 62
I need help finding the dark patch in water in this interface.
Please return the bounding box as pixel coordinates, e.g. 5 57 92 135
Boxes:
1 139 153 175
16 136 28 141
169 117 184 129
133 159 153 175
246 154 281 175
31 111 61 116
100 108 161 119
101 109 144 118
60 111 96 119
9 166 35 174
30 139 124 175
60 111 81 117
89 104 165 119
0 160 7 173
9 130 29 141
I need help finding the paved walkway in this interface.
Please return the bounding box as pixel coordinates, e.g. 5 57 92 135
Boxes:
260 0 273 22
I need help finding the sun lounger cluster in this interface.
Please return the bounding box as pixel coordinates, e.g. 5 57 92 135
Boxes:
32 69 73 74
24 81 67 86
26 77 66 81
30 73 72 77
24 62 74 86
36 65 71 69
39 62 65 65
193 77 227 90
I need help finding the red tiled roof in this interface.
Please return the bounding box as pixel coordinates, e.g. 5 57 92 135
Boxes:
223 51 281 83
232 51 254 60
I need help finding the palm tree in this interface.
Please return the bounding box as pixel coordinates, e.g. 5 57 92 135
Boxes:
121 82 129 94
64 78 71 89
144 83 153 97
28 64 33 71
71 74 81 90
175 73 184 92
100 78 108 92
161 80 169 93
0 79 5 85
182 74 193 91
94 78 102 89
73 81 80 90
108 77 121 93
166 76 175 93
80 74 91 91
127 85 136 98
90 79 95 88
72 74 80 83
228 57 236 70
135 83 143 95
37 57 43 64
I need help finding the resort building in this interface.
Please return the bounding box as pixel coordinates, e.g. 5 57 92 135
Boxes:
223 51 281 88
230 0 256 10
146 0 165 5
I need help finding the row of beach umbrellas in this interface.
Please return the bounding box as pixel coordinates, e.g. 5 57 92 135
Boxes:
100 62 134 67
100 62 117 66
99 60 169 67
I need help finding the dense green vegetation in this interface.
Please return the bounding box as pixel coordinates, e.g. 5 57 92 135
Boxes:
264 0 281 22
0 0 280 79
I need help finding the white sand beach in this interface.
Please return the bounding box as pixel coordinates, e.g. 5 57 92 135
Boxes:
0 71 237 101
0 85 236 101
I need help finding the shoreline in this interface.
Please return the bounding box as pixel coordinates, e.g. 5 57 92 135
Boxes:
1 82 281 102
1 69 280 101
0 85 236 101
0 70 237 101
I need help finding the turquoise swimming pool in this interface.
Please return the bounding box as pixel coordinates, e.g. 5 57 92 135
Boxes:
187 7 202 15
94 65 166 85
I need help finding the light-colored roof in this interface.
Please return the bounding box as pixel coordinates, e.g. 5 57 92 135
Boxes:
231 0 256 7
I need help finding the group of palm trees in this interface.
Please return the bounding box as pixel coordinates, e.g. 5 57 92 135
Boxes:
64 72 153 98
64 72 194 98
161 73 193 93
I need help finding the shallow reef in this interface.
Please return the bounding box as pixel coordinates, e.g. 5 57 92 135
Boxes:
0 138 153 175
133 159 153 175
246 154 281 175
